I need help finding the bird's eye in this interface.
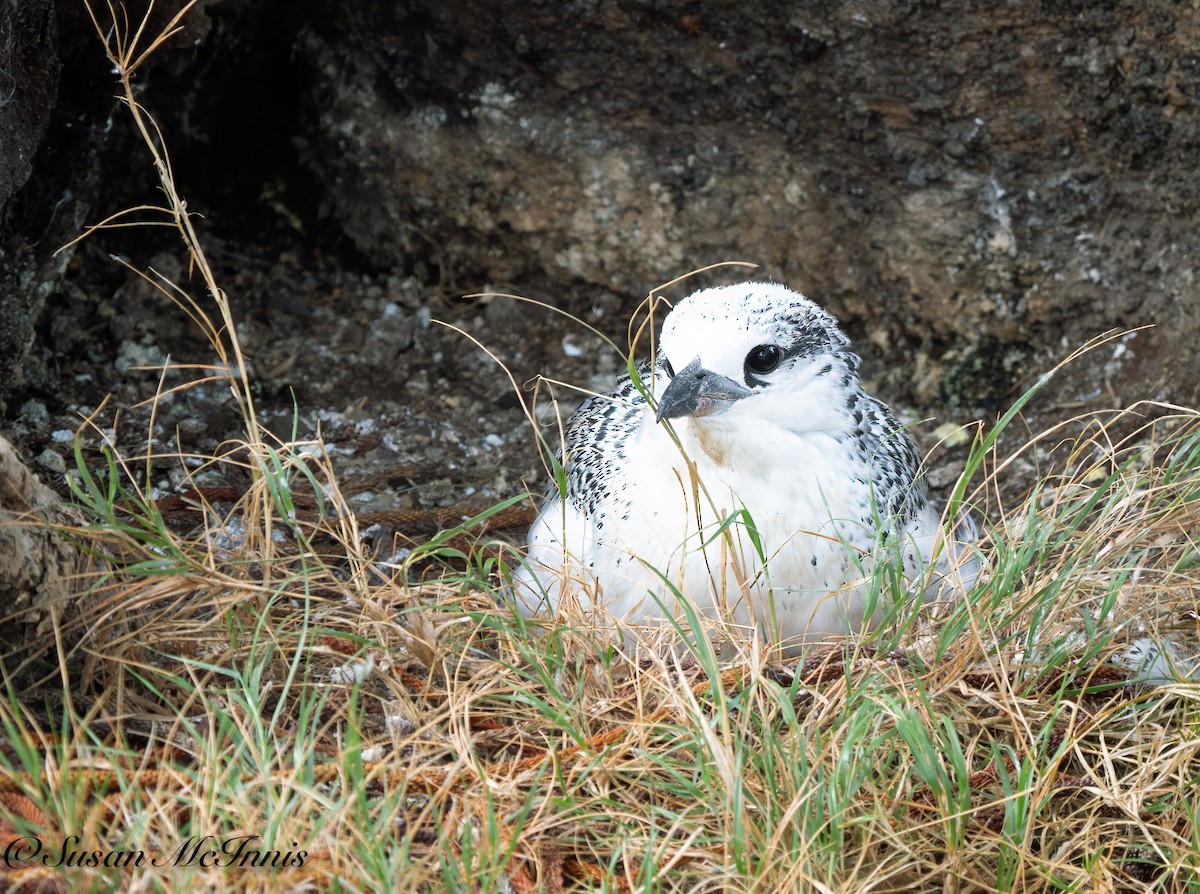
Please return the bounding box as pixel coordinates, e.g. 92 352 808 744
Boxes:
745 344 783 375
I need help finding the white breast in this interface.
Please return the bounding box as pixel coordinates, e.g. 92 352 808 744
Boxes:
514 406 957 652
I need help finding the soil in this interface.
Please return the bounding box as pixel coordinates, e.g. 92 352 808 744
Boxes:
6 233 567 521
3 221 1152 532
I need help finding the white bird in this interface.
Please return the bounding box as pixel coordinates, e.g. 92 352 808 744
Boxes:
513 282 977 653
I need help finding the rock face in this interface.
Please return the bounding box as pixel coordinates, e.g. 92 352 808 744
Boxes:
0 0 59 397
0 1 57 212
3 0 1200 422
298 0 1200 408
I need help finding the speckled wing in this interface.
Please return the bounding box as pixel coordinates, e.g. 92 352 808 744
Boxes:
845 390 931 529
557 363 657 518
832 385 980 601
512 362 658 613
855 392 980 594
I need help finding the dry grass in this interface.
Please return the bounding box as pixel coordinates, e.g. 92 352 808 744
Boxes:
7 403 1199 893
2 4 1199 893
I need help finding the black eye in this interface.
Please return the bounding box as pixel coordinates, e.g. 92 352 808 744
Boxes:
745 344 782 375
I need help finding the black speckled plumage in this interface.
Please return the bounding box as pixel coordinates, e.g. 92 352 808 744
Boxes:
558 361 655 519
516 282 978 651
557 359 929 538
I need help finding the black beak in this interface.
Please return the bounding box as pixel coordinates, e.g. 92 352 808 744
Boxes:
655 356 753 422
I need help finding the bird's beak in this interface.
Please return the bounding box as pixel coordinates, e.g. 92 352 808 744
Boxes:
655 356 753 422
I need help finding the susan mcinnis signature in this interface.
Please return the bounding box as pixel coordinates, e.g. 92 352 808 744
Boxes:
3 835 308 870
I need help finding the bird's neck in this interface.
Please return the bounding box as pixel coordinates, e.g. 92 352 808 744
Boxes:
676 410 853 473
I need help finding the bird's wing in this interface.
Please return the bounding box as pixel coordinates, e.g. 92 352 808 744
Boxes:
514 363 657 614
849 391 931 527
559 362 656 517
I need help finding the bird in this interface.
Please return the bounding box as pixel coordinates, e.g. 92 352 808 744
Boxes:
512 282 978 653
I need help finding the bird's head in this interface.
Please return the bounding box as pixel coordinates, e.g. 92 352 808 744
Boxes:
654 283 855 431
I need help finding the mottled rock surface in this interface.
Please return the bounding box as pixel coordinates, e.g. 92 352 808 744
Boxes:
298 1 1200 409
0 0 57 211
0 0 59 396
0 434 81 673
1 0 1198 519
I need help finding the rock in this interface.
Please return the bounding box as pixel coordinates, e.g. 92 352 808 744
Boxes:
0 434 83 678
0 0 58 213
35 448 65 475
295 0 1200 410
0 0 59 401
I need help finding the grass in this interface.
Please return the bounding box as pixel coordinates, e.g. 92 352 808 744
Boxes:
2 3 1200 893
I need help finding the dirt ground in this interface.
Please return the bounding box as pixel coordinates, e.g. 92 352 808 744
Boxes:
5 219 1164 544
